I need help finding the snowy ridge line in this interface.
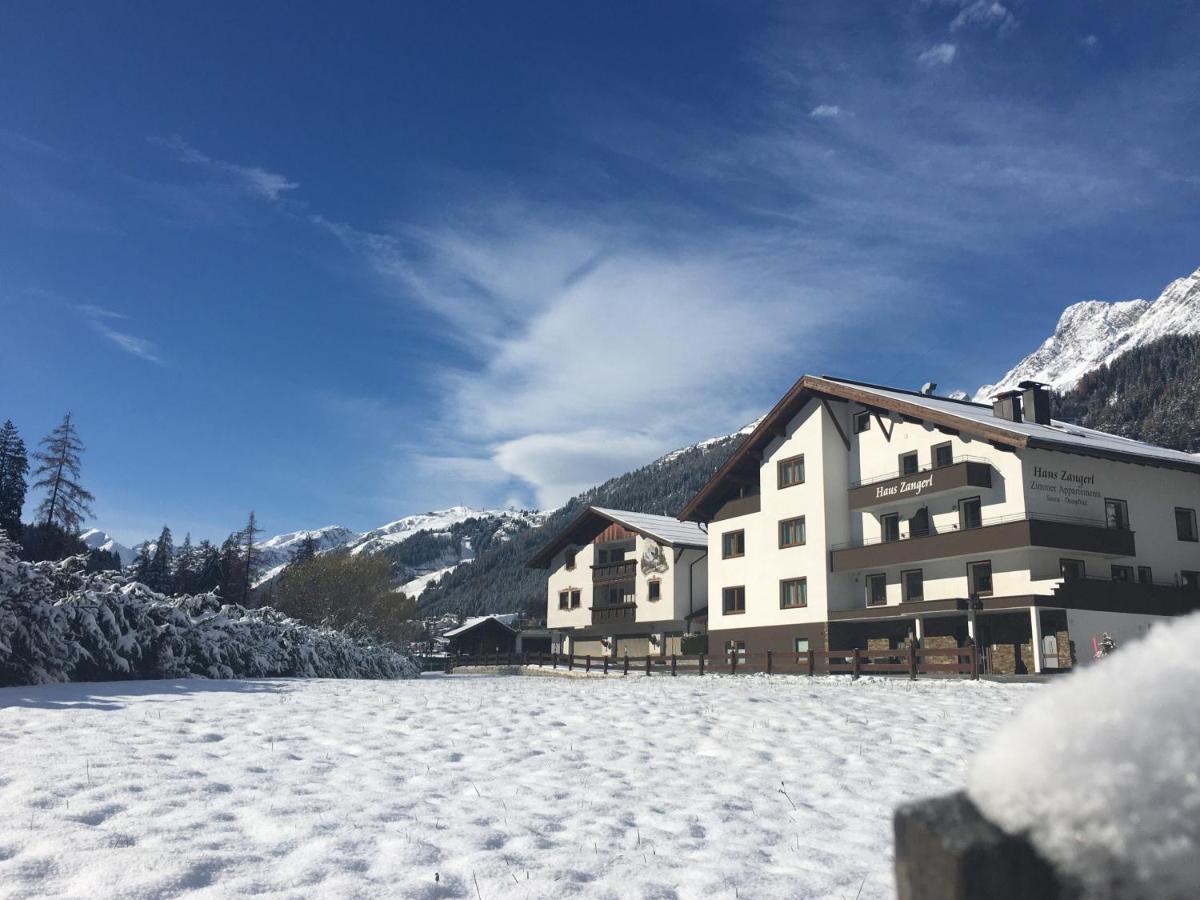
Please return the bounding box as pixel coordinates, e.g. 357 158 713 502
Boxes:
976 265 1200 400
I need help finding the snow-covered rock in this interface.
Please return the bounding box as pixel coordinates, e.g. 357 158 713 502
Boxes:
968 611 1200 899
975 266 1200 401
78 529 136 567
655 416 765 465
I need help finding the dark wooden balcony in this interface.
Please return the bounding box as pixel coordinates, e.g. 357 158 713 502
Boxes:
591 602 637 625
592 560 637 583
830 514 1136 572
848 458 993 509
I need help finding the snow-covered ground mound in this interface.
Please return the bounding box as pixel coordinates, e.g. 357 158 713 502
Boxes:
0 673 1036 898
969 612 1200 899
0 538 417 685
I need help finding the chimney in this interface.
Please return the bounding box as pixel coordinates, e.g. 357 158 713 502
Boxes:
991 389 1024 423
1019 380 1052 425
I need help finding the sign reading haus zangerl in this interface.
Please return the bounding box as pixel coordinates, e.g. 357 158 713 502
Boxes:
874 474 935 501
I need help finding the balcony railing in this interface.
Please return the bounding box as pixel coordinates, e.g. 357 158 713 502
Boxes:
849 455 993 489
592 560 637 583
847 458 993 510
830 513 1135 572
591 602 637 625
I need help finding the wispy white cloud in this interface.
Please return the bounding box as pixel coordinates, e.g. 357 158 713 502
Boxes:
1082 34 1101 52
151 134 299 202
74 304 163 364
808 104 843 119
918 43 958 66
949 2 1017 36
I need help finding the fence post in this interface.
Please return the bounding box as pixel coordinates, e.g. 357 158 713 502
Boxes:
645 655 651 676
970 645 979 680
624 653 629 676
908 644 917 681
730 652 737 675
444 655 452 674
699 654 705 676
603 655 609 675
507 650 513 667
671 654 677 676
807 651 815 677
766 649 773 675
553 652 558 669
585 654 591 673
568 653 574 671
852 648 861 680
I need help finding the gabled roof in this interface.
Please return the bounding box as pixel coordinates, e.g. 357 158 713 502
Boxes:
525 506 707 569
679 374 1200 522
442 614 519 638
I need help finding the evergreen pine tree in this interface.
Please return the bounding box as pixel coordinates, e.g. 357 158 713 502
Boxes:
174 533 196 594
146 525 174 593
31 413 94 533
194 540 222 593
0 420 29 541
292 533 320 564
131 542 153 585
218 535 244 601
240 511 263 606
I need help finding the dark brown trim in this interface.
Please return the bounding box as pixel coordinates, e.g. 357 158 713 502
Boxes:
777 453 806 489
966 559 994 597
705 621 829 655
821 398 851 451
721 585 747 614
874 412 895 442
678 373 1200 523
778 515 806 548
779 576 808 609
527 505 701 569
900 568 924 602
721 529 746 559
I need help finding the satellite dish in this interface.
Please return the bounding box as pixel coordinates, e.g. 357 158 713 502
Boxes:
920 382 937 396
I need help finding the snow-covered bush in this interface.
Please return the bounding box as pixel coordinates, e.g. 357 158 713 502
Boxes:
0 536 418 685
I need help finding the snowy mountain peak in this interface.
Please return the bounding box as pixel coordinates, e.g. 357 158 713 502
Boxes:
975 266 1200 401
78 529 137 567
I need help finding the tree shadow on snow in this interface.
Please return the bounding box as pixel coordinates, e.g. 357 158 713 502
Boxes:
0 678 293 711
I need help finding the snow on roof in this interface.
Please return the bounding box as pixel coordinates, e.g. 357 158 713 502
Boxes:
968 611 1200 898
441 614 519 638
819 376 1200 470
589 508 708 548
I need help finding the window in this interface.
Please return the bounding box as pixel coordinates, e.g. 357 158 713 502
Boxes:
722 530 745 559
648 580 661 601
793 638 810 655
558 590 569 609
933 442 954 468
778 454 805 488
722 586 746 614
866 573 887 606
779 516 806 548
910 507 930 538
899 451 919 476
959 496 983 530
1175 507 1198 542
967 560 993 596
606 585 631 605
901 569 924 602
570 589 581 608
1105 498 1130 531
1060 558 1086 580
853 411 871 433
881 513 900 543
724 640 746 661
565 548 576 570
1111 565 1133 583
1182 571 1200 592
1138 566 1153 585
780 577 807 609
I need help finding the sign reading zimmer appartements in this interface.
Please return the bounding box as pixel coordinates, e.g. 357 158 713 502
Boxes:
1029 465 1102 510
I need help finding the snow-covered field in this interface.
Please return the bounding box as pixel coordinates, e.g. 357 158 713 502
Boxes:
0 673 1038 899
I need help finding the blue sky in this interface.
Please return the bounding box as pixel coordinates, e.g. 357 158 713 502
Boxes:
3 1 1199 545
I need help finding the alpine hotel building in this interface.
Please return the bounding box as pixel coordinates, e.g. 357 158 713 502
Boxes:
679 375 1200 674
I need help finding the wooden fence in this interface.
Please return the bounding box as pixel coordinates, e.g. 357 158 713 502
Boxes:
443 645 978 680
